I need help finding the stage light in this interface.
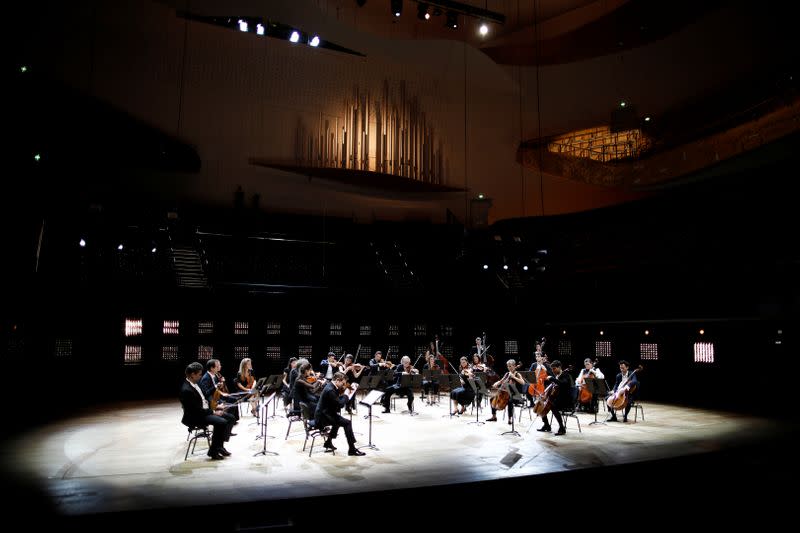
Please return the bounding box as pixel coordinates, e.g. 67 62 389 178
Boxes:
523 265 528 271
600 330 604 336
117 244 124 251
417 3 430 20
536 249 548 255
309 35 320 47
33 153 41 162
644 116 651 122
256 24 265 35
645 329 650 335
446 11 458 28
479 22 489 36
289 30 300 43
20 66 28 73
391 0 402 17
477 193 485 199
503 265 508 270
620 101 626 107
562 330 567 335
79 238 86 248
699 329 705 335
151 247 157 253
483 264 488 270
238 19 248 32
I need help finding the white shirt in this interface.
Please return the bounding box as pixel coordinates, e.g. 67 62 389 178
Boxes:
325 363 334 379
576 367 605 384
187 378 209 410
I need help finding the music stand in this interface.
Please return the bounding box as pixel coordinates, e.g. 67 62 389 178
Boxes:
466 379 484 426
398 374 421 415
364 375 384 419
500 383 521 437
585 378 608 425
254 392 279 457
358 389 384 451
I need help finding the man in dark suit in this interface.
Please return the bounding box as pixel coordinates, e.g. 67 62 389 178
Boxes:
607 360 639 423
314 372 365 456
199 359 240 422
180 362 235 459
537 359 574 436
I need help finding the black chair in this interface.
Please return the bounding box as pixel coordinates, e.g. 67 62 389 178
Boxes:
299 402 331 457
184 424 212 460
549 387 582 433
285 406 303 439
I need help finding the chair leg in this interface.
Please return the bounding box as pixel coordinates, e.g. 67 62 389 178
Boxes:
185 438 193 460
302 432 309 452
286 418 294 440
309 435 316 457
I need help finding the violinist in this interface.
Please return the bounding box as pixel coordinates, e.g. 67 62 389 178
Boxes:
342 354 365 413
234 357 259 418
422 353 441 398
469 336 487 362
320 352 342 380
486 359 526 424
368 351 393 374
314 372 365 456
199 359 240 423
381 356 417 414
293 361 323 412
607 360 638 423
537 360 573 435
575 358 604 413
450 356 476 415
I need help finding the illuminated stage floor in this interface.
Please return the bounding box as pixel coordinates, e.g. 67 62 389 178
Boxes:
0 398 788 518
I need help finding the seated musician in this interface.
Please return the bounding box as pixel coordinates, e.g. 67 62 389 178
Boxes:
575 358 605 413
537 360 573 435
381 355 417 413
319 352 342 381
469 336 485 361
527 350 554 407
314 372 365 456
422 353 441 398
607 360 638 423
342 354 364 413
199 359 240 422
180 362 235 460
368 351 391 374
486 359 526 424
450 356 476 415
293 361 324 412
234 357 259 417
281 357 298 407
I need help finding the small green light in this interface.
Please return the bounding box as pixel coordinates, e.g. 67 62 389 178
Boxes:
20 66 28 73
620 101 626 107
34 153 41 162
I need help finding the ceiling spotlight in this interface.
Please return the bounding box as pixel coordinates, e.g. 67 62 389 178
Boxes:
20 66 28 73
446 11 458 28
477 193 485 199
479 23 489 36
562 330 567 335
79 238 86 248
482 264 488 270
391 0 402 17
34 153 41 162
644 116 651 122
117 244 124 251
645 330 650 335
699 329 705 335
256 24 265 35
620 101 627 107
151 247 157 253
238 19 248 32
289 30 300 43
503 265 508 270
309 35 320 47
600 330 604 336
523 265 529 271
417 2 430 20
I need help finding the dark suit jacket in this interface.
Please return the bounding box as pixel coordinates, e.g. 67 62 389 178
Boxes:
613 371 639 397
551 371 575 409
198 372 217 401
314 382 347 427
180 380 213 427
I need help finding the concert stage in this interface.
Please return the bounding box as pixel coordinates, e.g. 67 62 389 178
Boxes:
1 398 794 527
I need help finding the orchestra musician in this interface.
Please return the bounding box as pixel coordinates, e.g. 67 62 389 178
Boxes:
381 355 417 414
537 360 573 435
527 350 554 407
281 357 298 407
486 359 526 424
180 362 235 460
469 336 486 362
575 357 605 413
450 356 476 415
320 352 343 380
314 372 365 456
342 354 365 414
607 360 638 423
422 353 441 398
234 357 259 418
199 359 240 422
293 361 323 412
368 351 393 374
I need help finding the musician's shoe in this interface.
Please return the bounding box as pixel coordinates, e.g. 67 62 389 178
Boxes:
348 448 366 456
207 449 225 460
485 416 497 422
382 408 391 414
219 447 231 456
555 428 566 436
229 432 237 437
607 416 618 422
623 416 628 423
323 439 337 451
508 419 513 425
537 425 552 432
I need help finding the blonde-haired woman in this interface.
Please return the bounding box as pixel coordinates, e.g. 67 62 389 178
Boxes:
235 358 258 417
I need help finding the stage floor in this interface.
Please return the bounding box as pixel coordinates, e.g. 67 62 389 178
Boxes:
0 397 784 517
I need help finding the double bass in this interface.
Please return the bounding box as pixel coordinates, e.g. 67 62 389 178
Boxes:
607 365 643 410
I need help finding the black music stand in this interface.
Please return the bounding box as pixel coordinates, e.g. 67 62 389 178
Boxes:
585 378 609 425
254 392 279 457
364 375 384 419
466 379 484 426
500 383 521 437
263 375 284 419
358 389 384 451
398 374 421 415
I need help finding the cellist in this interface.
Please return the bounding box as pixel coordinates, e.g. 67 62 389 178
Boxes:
486 359 526 424
526 349 554 407
607 360 638 423
536 360 573 436
575 358 604 413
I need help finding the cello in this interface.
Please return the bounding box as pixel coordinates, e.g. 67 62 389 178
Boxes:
533 365 573 417
606 365 643 410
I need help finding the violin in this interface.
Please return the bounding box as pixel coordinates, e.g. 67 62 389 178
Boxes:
245 368 255 389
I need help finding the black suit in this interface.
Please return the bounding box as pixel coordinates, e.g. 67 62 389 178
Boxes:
199 372 240 421
540 371 573 431
609 371 639 419
314 382 356 448
381 366 414 411
180 380 234 452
